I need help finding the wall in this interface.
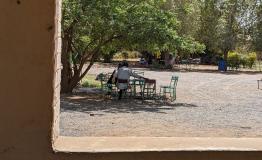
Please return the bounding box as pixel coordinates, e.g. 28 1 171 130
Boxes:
0 0 262 159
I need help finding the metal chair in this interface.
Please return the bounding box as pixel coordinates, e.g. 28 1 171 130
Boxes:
160 76 179 101
97 73 113 92
142 79 156 99
129 78 145 98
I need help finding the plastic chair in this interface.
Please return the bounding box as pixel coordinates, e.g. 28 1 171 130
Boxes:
160 76 178 101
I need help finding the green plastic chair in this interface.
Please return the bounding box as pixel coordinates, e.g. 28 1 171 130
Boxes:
160 76 179 101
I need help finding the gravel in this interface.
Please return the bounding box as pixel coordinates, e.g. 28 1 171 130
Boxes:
60 66 262 137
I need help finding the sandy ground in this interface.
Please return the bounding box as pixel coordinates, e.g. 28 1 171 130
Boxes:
60 65 262 137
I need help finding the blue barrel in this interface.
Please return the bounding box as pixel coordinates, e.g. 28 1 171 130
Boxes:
218 60 227 71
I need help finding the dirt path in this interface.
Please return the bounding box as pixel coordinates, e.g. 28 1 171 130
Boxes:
60 66 262 137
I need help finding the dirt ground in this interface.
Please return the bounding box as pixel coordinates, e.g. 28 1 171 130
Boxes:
60 65 262 137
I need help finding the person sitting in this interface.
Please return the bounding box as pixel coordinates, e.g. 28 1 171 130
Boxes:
106 63 122 95
116 61 144 100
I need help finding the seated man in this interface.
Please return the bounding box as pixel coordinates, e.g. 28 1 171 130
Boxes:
105 63 122 95
116 61 144 99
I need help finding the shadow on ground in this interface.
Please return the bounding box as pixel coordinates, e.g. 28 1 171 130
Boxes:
61 93 198 114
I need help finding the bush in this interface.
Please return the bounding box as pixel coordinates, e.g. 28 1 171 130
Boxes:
227 51 241 70
246 52 257 69
240 55 248 68
113 51 140 60
152 61 163 69
122 52 128 59
128 51 140 59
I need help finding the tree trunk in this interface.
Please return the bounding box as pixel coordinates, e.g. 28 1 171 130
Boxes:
61 40 72 93
61 46 98 93
61 60 71 93
60 26 115 93
163 51 173 68
223 50 228 62
61 24 74 93
223 0 237 62
61 59 95 93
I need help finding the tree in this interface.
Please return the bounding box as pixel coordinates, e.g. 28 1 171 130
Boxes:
220 0 239 61
253 2 262 59
61 0 204 93
196 0 259 63
197 0 222 54
171 0 201 37
161 0 206 62
235 0 259 51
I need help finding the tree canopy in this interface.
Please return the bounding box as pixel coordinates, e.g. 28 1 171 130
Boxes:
61 0 205 93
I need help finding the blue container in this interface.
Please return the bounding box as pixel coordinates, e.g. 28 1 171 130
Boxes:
218 60 227 71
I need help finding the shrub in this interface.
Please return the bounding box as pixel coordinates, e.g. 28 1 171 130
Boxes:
113 51 140 60
240 55 248 68
246 52 257 69
128 51 140 59
152 61 163 69
227 51 241 70
122 52 128 59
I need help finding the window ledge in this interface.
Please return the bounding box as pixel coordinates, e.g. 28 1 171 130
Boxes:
53 136 262 153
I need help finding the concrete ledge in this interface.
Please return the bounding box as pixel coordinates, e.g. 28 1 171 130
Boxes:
54 136 262 153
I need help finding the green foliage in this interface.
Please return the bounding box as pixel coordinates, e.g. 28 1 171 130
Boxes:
253 4 262 52
62 0 262 61
194 0 262 62
62 0 205 61
228 51 257 69
197 0 222 53
113 51 140 60
240 55 248 68
62 0 206 92
180 37 206 55
227 51 241 70
246 52 257 68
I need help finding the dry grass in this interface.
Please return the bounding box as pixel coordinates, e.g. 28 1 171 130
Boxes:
81 75 101 88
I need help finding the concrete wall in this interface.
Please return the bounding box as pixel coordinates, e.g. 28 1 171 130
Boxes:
1 0 262 159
